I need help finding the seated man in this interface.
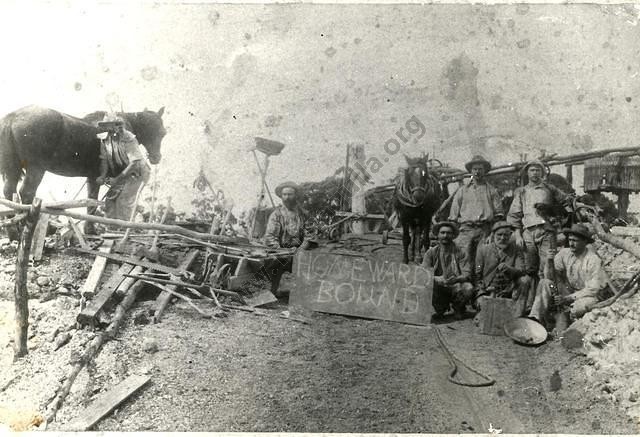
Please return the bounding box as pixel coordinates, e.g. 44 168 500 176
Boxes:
263 181 306 296
422 222 474 320
529 223 609 324
474 221 531 317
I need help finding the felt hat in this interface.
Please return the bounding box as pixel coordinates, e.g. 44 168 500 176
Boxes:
432 221 459 238
562 223 594 243
491 220 514 233
275 181 300 198
465 155 492 173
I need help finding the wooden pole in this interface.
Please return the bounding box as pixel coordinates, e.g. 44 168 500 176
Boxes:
351 144 366 235
13 198 42 360
565 164 573 185
0 198 246 244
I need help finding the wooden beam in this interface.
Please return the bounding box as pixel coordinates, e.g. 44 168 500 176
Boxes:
79 241 114 300
74 248 183 276
0 198 247 244
68 219 90 250
153 250 200 323
13 198 42 360
77 258 141 327
350 144 366 235
46 279 146 424
65 374 150 431
30 213 50 262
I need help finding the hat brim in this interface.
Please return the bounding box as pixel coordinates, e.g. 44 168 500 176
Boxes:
562 229 594 243
275 184 299 198
465 161 492 173
433 222 459 238
492 223 514 233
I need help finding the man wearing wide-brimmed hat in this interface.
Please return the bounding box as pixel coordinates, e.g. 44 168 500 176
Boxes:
96 113 151 221
529 223 609 325
264 181 305 248
448 155 504 274
422 221 474 320
264 181 306 296
474 221 531 317
507 159 571 278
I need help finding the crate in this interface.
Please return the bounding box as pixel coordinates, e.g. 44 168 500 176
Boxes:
477 296 515 336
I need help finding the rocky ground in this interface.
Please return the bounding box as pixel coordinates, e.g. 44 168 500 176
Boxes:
0 234 639 432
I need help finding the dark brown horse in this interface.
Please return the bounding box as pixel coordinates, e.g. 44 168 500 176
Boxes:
0 105 166 233
393 155 443 264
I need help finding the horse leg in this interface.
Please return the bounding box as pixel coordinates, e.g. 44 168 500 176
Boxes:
19 167 45 206
85 178 100 235
408 223 416 263
3 175 20 241
402 222 410 264
415 223 424 264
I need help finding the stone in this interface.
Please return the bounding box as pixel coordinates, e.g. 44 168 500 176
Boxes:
141 338 158 353
36 276 51 287
561 318 588 353
133 312 150 325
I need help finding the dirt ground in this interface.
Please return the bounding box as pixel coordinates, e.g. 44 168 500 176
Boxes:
0 241 639 433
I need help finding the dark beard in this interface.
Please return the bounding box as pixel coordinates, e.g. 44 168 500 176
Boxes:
283 199 297 209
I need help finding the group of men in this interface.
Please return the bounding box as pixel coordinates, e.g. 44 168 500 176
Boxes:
251 154 610 331
423 155 610 328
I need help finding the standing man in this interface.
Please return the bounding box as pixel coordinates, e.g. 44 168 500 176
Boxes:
422 221 475 320
264 181 306 296
96 115 150 221
474 221 531 317
529 224 609 324
448 155 504 274
507 160 571 278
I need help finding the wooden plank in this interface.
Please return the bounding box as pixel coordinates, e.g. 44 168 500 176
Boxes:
290 250 433 326
69 219 89 249
153 250 200 323
30 213 50 261
80 241 114 299
477 296 515 336
77 259 140 326
65 374 150 431
75 247 182 276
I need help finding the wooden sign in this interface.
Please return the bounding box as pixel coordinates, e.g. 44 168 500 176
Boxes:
291 250 433 325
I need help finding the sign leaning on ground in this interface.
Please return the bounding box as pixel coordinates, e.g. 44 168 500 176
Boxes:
291 250 433 325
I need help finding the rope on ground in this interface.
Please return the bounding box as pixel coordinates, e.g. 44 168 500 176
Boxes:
434 326 495 387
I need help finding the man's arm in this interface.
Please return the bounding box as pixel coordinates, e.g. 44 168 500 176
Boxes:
455 247 472 283
264 209 282 248
570 252 607 299
507 188 525 248
447 186 464 222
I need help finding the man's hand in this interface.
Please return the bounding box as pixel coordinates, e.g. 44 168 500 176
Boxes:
96 176 106 185
553 294 575 307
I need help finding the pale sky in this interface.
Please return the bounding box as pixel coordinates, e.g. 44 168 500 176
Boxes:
1 1 639 214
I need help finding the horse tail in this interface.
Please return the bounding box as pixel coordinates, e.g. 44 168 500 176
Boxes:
0 116 24 183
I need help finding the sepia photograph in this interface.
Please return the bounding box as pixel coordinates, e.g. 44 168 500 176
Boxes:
0 0 639 433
